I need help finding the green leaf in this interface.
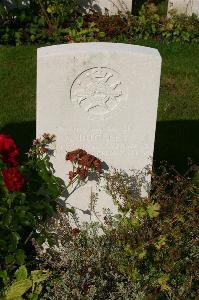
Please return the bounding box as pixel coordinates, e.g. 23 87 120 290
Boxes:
155 235 167 250
29 294 39 300
135 207 146 218
31 270 50 285
3 213 12 227
5 255 14 265
130 217 140 228
138 250 147 260
192 170 199 187
5 279 32 299
0 270 9 285
47 6 53 13
15 265 28 281
147 202 160 218
98 31 106 38
0 207 7 214
158 273 171 291
15 249 26 265
0 238 7 249
10 232 20 251
0 159 6 168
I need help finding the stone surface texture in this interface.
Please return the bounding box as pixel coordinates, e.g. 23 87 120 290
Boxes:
168 0 199 16
77 0 132 14
37 43 161 222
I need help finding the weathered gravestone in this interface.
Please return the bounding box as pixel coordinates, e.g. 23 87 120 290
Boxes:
168 0 199 16
37 43 161 222
77 0 132 15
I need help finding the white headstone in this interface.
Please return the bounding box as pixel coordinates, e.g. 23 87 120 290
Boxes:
77 0 132 15
168 0 199 16
37 43 161 222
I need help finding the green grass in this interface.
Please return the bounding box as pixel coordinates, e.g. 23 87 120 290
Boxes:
0 46 36 160
0 41 199 172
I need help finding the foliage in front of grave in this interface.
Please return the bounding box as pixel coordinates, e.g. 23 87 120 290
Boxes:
0 132 104 297
0 133 64 293
1 1 199 45
32 165 198 299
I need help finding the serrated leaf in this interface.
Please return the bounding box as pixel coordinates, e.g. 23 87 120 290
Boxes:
5 279 32 299
31 270 50 285
15 265 27 281
135 207 146 218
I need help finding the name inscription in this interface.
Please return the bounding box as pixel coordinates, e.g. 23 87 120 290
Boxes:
56 126 149 159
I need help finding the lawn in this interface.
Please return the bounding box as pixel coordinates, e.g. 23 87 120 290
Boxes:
0 41 199 172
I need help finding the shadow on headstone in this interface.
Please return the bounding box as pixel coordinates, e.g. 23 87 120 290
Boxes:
77 0 102 13
1 119 199 174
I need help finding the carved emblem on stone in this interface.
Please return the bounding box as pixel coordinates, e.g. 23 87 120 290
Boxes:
70 67 124 116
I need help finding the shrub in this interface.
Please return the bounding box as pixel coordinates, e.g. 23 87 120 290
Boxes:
1 2 199 44
3 265 50 300
0 133 63 292
85 3 199 43
0 0 79 45
34 165 199 299
0 133 104 298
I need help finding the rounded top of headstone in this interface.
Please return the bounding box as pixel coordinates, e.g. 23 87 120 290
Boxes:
37 43 161 61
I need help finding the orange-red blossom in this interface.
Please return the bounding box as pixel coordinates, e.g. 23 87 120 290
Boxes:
66 149 102 181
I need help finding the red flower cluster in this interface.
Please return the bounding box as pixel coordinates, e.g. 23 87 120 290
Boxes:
0 134 20 166
2 168 25 192
0 134 25 192
66 149 87 163
66 149 102 181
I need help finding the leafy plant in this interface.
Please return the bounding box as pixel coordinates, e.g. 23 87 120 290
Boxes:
35 165 199 299
0 132 104 298
0 0 79 45
85 3 199 43
1 1 199 44
3 265 50 299
64 16 105 43
0 133 62 292
35 0 79 29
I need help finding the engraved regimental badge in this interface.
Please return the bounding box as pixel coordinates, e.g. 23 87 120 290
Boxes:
70 67 124 117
